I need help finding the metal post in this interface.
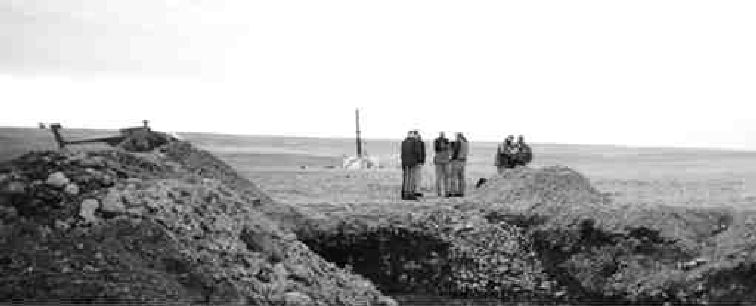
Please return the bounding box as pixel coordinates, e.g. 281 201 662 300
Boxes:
355 108 362 158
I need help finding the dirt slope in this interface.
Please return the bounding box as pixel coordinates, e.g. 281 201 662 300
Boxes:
0 142 393 305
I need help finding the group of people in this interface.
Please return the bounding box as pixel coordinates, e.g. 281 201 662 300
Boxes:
495 135 532 174
401 132 531 200
401 130 469 200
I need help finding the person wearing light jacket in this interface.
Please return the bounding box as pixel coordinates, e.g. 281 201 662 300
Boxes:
433 132 452 197
450 132 469 197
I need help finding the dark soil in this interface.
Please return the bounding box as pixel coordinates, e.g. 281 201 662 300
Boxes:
3 142 756 305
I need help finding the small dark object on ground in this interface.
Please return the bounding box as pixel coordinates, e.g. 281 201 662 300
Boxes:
476 178 487 189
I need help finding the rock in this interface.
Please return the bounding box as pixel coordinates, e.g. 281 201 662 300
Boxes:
282 292 312 306
101 190 126 214
126 207 146 216
126 178 142 184
287 264 310 282
46 172 70 187
55 219 70 230
101 174 115 187
80 199 99 223
377 296 398 306
2 181 27 194
79 156 104 167
64 183 80 195
0 205 18 219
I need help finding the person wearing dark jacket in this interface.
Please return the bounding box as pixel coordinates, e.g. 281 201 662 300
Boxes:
412 131 426 197
496 136 514 174
496 136 515 173
433 132 451 197
400 131 419 200
448 140 457 196
495 139 505 174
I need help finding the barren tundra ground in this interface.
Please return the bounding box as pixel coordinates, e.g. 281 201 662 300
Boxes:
3 126 756 213
190 131 756 212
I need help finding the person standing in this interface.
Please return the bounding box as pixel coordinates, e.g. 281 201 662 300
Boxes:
450 132 469 197
433 132 452 197
412 131 426 197
495 138 507 175
400 131 419 200
505 135 517 168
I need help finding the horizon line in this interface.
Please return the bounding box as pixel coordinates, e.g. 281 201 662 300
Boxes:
1 125 754 153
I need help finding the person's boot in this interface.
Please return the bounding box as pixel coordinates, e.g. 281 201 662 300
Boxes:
414 193 423 197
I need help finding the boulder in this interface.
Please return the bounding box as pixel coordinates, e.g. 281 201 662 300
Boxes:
80 199 99 223
46 172 70 187
101 190 126 214
64 183 80 195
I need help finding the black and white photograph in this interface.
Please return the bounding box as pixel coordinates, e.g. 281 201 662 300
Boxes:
1 1 756 305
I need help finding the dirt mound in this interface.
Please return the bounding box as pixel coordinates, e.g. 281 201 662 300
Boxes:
471 166 605 207
163 142 307 232
459 166 756 304
0 143 392 305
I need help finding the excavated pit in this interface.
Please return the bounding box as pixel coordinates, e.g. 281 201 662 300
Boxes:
294 209 558 304
299 225 455 296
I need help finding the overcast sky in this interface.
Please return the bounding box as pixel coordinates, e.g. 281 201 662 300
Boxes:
1 0 755 149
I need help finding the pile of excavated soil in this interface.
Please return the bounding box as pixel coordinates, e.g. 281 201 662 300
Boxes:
4 142 756 305
471 166 606 207
0 143 394 305
295 166 756 305
467 166 756 305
